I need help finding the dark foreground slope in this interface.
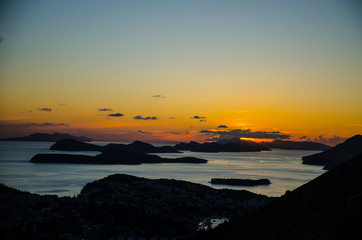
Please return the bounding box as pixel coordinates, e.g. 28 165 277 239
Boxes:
302 134 362 170
191 153 362 240
0 175 268 240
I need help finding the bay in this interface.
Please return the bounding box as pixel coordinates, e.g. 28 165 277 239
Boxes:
0 141 325 197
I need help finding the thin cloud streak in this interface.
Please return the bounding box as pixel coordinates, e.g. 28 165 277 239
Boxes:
107 113 124 117
134 116 158 120
37 108 52 112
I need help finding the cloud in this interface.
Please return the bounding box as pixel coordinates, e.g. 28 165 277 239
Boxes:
37 108 52 112
98 108 113 112
300 136 308 139
137 130 150 134
191 116 206 122
151 94 166 98
107 113 124 117
169 117 175 120
134 115 158 120
191 115 206 119
163 131 181 135
200 128 291 140
313 135 347 146
58 104 67 107
27 122 68 127
217 125 228 128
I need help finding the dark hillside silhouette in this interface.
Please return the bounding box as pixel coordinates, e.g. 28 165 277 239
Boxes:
191 153 362 240
302 134 362 169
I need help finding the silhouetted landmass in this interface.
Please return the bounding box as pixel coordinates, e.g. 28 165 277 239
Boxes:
211 178 271 186
50 139 103 151
260 139 331 150
175 140 270 152
50 139 180 153
302 134 362 170
190 153 362 240
1 132 93 142
30 151 207 164
104 140 181 153
0 174 268 239
51 138 272 153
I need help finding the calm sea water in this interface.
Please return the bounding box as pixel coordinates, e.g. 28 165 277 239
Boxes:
0 141 325 197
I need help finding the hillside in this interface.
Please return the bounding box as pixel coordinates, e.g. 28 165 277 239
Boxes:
0 174 268 239
302 134 362 170
190 153 362 240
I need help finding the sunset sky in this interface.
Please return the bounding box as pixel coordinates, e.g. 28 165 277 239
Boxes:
1 0 361 145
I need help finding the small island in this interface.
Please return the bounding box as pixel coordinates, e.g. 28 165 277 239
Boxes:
211 178 271 186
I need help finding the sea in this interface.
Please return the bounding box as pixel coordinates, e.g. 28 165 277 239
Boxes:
0 141 326 197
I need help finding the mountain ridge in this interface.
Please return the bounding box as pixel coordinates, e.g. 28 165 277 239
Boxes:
1 132 93 142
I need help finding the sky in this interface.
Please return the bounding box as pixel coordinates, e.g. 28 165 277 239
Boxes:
0 0 361 145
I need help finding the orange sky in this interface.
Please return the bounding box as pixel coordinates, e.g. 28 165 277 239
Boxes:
1 1 361 145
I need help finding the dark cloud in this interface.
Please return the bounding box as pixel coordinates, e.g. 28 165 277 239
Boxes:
191 116 206 122
217 125 228 128
199 130 214 134
137 130 149 134
151 94 166 98
191 115 206 119
163 131 181 135
200 128 291 140
107 113 124 117
27 123 68 127
98 108 113 112
133 115 158 120
300 136 308 139
169 117 175 120
37 108 52 112
314 135 347 146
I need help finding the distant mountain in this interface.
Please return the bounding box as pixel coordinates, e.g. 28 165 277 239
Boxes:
50 139 102 151
191 153 362 240
1 132 93 142
260 139 331 150
105 140 180 153
302 134 362 170
175 139 270 152
50 139 180 153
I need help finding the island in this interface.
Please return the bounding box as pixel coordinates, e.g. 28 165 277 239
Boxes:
50 139 103 151
211 178 271 186
50 139 180 153
260 139 331 150
174 140 270 152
